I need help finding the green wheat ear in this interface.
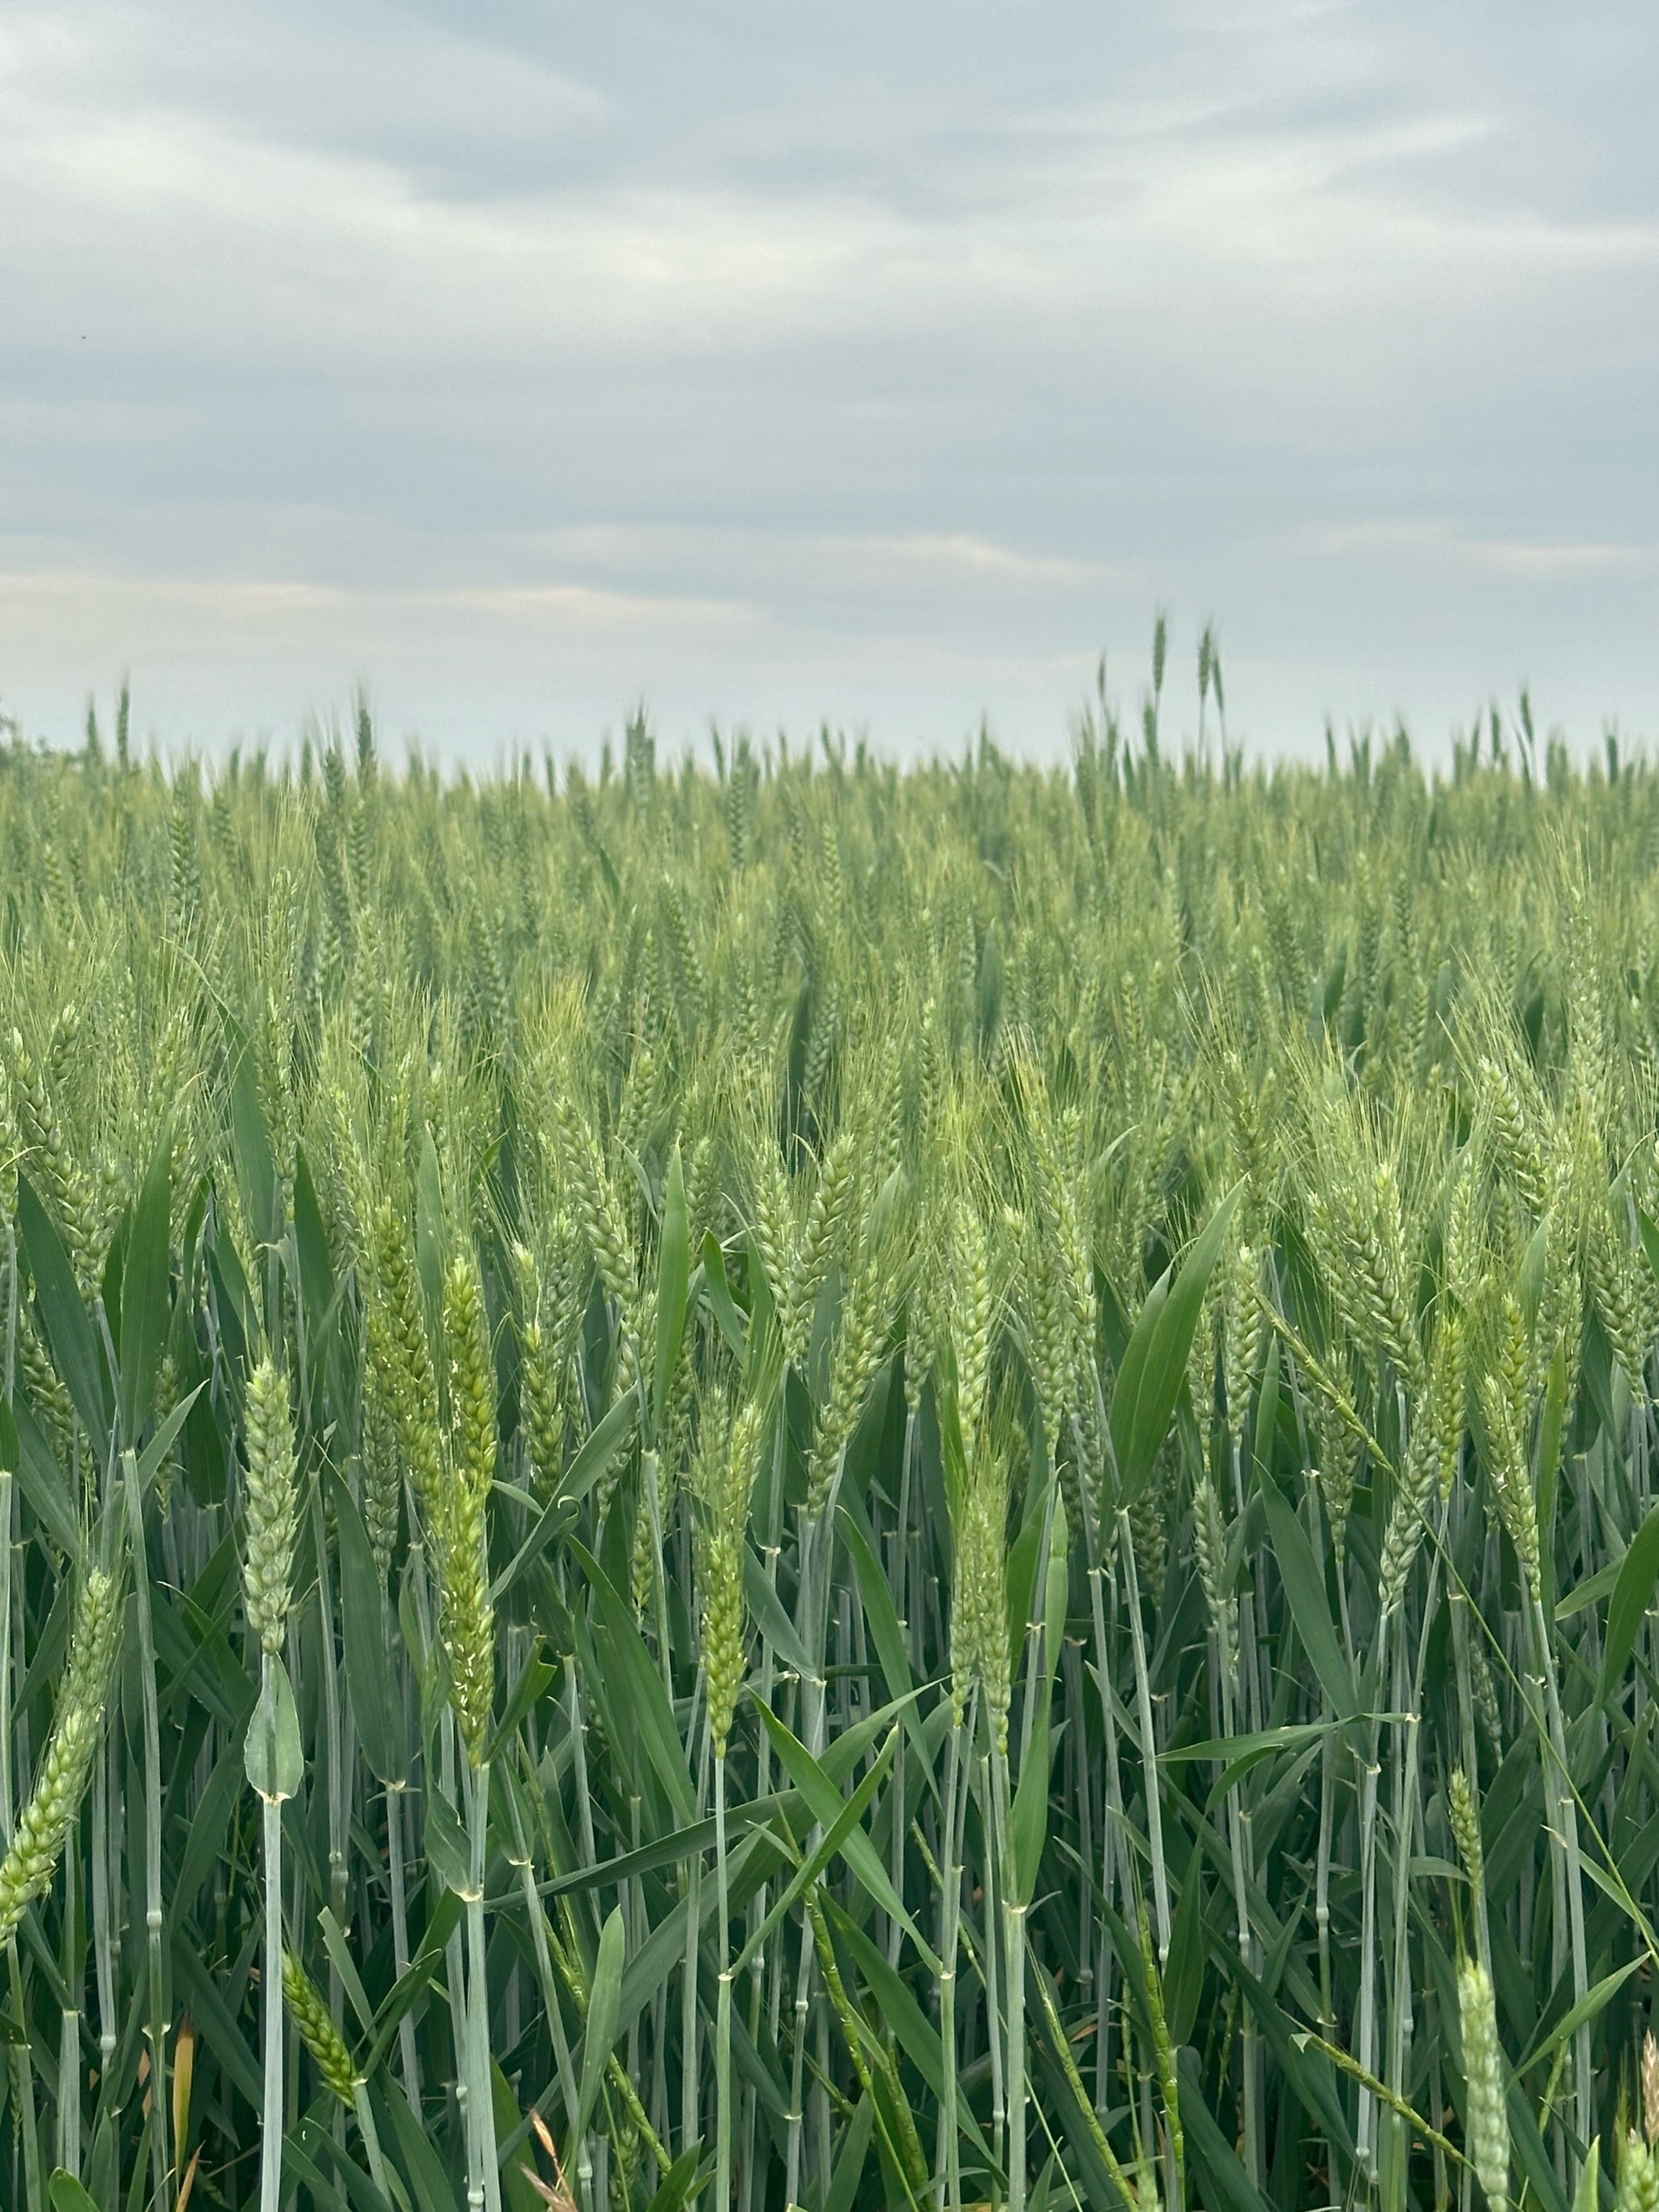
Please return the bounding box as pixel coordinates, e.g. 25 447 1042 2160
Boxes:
282 1949 357 2106
365 1198 444 1509
0 1562 122 1946
242 1355 298 1657
1619 2129 1659 2212
512 1239 565 1497
1448 1766 1485 1898
437 1253 497 1764
1457 1954 1508 2208
697 1394 761 1758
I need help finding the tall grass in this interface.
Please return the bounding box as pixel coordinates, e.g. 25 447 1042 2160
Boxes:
1 678 1658 2210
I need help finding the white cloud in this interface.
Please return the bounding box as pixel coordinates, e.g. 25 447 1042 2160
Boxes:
1307 519 1658 574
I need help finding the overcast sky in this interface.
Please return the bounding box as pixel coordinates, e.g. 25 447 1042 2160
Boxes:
3 2 1657 765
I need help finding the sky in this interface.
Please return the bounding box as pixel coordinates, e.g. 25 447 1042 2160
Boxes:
2 2 1657 767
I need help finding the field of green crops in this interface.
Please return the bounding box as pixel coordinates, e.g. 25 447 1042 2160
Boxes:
6 665 1659 2212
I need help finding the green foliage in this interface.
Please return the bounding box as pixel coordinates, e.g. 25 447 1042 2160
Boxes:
2 687 1659 2210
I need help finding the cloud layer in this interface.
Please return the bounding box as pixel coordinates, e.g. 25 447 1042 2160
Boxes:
3 1 1657 760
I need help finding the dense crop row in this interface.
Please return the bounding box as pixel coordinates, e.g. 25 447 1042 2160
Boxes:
3 673 1659 2212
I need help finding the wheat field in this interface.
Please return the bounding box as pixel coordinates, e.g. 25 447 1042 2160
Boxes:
2 665 1658 2212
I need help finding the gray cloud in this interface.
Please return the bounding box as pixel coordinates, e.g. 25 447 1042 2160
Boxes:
2 0 1657 761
